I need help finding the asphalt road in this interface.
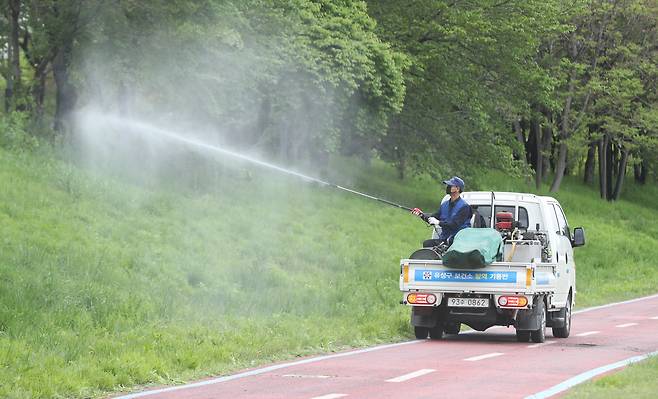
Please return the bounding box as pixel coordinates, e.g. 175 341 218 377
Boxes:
114 294 658 399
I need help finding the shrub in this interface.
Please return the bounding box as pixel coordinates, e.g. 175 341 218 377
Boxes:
0 112 39 152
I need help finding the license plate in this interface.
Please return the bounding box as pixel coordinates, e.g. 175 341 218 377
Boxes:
447 297 489 308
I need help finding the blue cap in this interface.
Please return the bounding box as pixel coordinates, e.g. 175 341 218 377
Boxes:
442 176 465 190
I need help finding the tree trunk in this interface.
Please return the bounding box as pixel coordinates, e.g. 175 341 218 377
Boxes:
541 122 553 180
634 161 647 184
392 117 405 180
583 142 596 184
550 53 576 193
32 64 48 119
53 43 77 133
5 0 22 112
396 152 405 180
513 120 526 161
611 148 629 201
641 162 648 184
526 119 538 168
606 139 614 200
253 90 271 146
532 118 543 189
541 117 552 182
598 137 608 199
608 142 619 182
549 142 568 192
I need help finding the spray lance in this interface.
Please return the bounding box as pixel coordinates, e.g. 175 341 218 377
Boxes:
320 182 413 212
315 181 439 230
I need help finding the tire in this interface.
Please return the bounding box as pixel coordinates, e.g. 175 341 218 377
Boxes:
429 324 444 340
516 330 530 342
414 326 429 339
552 295 572 338
444 322 461 335
531 299 547 343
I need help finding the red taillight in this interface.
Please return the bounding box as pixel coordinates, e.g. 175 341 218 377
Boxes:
407 293 437 305
498 295 528 307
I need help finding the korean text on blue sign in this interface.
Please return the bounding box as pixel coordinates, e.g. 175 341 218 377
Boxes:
415 270 517 283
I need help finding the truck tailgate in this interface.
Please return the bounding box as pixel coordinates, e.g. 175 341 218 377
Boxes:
400 259 557 294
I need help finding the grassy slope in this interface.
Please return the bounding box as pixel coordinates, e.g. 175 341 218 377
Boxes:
0 147 656 398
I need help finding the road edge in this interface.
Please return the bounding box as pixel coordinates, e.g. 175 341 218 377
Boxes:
525 350 658 399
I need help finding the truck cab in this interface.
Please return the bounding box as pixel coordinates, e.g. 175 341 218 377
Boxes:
400 192 585 343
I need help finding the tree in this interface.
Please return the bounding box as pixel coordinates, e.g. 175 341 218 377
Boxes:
77 0 406 167
1 0 23 112
594 2 657 199
367 0 564 180
542 0 657 196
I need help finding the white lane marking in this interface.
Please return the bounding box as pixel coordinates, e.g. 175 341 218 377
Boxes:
112 340 421 398
527 341 557 349
616 323 638 328
283 374 331 379
525 349 658 399
464 352 504 361
386 369 435 382
575 331 600 337
311 394 347 399
573 293 658 315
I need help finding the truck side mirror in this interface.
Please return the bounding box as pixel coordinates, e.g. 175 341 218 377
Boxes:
572 227 585 247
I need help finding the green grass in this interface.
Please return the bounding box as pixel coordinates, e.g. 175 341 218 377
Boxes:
0 143 656 398
0 147 423 398
564 354 658 399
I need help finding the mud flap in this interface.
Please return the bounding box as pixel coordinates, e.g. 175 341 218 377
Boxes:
411 306 443 328
515 297 544 331
547 308 566 328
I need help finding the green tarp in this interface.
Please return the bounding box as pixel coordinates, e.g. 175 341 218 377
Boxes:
442 228 503 269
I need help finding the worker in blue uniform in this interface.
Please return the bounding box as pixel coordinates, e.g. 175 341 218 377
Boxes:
411 176 472 243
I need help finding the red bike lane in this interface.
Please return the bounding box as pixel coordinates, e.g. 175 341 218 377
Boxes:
113 294 658 399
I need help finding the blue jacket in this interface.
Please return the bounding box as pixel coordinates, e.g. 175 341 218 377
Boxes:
432 197 472 242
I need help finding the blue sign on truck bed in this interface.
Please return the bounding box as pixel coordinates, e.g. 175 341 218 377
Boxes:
414 270 517 283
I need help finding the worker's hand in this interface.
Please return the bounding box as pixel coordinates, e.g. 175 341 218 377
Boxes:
411 207 423 216
427 217 440 226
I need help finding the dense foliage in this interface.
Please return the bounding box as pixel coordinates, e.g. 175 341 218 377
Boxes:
1 0 656 198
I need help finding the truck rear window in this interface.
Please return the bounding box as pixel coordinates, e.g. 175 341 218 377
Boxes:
472 205 529 229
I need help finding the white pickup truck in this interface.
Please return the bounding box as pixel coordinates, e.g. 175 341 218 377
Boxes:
400 192 585 343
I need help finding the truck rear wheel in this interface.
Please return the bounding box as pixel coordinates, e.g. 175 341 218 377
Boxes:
552 296 572 338
444 322 461 335
429 324 444 340
414 326 429 339
515 330 530 342
530 300 547 343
